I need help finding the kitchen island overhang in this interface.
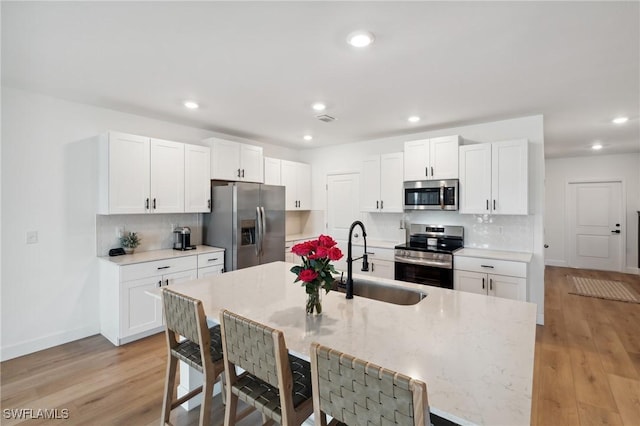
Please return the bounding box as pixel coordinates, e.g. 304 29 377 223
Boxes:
152 261 537 426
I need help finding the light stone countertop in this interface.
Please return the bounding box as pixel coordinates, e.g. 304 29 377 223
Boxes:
285 234 318 244
98 245 225 266
159 261 536 425
455 248 533 263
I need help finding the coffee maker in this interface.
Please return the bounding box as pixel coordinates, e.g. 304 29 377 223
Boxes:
173 227 195 250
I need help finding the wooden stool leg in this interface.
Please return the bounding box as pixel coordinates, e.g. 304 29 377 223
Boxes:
161 355 178 425
199 368 215 426
223 389 238 426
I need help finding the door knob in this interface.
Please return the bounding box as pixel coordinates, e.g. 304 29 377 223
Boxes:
611 230 621 234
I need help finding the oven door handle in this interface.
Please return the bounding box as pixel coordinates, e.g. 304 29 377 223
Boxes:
395 256 452 269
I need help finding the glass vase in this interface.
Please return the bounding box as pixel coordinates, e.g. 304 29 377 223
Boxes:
306 286 322 315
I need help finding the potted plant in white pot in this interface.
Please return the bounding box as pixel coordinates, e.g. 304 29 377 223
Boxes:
120 231 141 254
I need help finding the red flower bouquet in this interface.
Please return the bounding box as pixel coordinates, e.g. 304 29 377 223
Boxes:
290 235 343 314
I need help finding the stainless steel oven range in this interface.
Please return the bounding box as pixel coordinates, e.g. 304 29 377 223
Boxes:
394 224 464 289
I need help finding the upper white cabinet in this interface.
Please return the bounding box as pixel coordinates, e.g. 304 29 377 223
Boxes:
281 160 311 210
207 138 264 183
459 139 528 215
264 157 282 185
404 135 460 181
98 132 185 214
361 152 404 213
150 138 185 213
184 144 211 213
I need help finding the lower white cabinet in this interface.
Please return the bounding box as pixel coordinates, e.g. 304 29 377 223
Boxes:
357 246 395 280
453 255 527 301
197 252 225 277
99 248 225 345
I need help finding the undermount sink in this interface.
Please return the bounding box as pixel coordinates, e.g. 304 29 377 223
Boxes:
332 278 426 306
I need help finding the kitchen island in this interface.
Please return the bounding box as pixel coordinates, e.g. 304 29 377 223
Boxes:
162 261 537 425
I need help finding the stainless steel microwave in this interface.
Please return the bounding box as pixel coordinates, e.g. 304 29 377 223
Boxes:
403 179 459 210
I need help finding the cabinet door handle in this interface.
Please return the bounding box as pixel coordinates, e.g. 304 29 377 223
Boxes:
371 263 375 272
208 258 219 262
146 198 150 209
431 166 434 177
489 278 493 291
480 265 494 269
153 198 157 209
242 169 245 178
237 168 241 178
486 200 489 211
376 200 379 209
482 277 485 289
425 167 428 177
157 280 162 288
493 200 496 210
157 266 170 270
208 199 211 209
165 279 169 287
380 200 384 209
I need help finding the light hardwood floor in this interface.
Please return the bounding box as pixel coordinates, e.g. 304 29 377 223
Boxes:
1 267 639 425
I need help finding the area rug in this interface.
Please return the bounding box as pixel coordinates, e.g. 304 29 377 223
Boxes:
570 276 640 304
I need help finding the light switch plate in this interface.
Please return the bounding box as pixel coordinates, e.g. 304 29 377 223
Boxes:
26 230 38 244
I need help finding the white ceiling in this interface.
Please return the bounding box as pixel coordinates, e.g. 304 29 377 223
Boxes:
2 1 639 158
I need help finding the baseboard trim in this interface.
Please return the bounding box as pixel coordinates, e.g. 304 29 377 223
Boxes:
545 259 568 267
0 324 98 361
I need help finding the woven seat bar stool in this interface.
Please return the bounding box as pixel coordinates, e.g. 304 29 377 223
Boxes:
310 342 431 426
220 309 314 426
161 288 225 426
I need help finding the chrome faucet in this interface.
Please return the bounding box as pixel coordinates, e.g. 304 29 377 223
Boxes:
346 220 369 299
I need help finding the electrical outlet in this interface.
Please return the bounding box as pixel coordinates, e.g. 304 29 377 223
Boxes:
116 226 124 238
171 223 177 232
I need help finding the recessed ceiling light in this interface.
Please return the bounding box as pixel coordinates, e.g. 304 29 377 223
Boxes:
312 103 326 112
408 116 421 123
592 143 603 150
183 101 199 109
303 135 313 141
347 31 375 48
612 116 628 124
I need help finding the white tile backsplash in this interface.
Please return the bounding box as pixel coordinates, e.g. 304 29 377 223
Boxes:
406 211 534 252
96 213 203 256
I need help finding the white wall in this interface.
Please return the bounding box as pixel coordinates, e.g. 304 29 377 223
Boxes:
0 87 301 360
304 115 546 324
545 153 640 273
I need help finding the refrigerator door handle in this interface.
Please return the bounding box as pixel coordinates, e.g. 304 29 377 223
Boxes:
255 206 262 256
260 206 267 256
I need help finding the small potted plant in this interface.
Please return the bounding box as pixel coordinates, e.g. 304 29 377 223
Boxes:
120 231 141 254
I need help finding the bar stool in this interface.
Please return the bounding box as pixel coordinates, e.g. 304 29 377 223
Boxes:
310 342 431 426
219 309 314 426
160 288 225 426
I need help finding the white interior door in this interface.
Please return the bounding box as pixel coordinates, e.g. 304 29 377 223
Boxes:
568 181 623 271
327 173 360 272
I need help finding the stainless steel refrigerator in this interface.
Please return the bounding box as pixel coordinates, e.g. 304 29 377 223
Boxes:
204 182 285 272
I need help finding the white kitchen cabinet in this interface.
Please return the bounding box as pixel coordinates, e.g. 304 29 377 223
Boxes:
150 138 185 213
454 255 527 301
98 132 186 214
100 255 198 345
99 248 225 345
184 144 211 213
264 157 281 185
207 138 264 183
361 153 403 213
403 135 460 181
352 246 395 280
459 139 528 215
99 132 150 214
281 160 311 210
197 252 225 277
